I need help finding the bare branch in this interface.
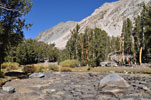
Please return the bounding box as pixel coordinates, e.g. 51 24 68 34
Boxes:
0 4 18 12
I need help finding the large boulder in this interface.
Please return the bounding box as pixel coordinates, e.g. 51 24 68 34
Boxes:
2 86 15 93
99 72 130 88
29 73 45 78
99 72 130 99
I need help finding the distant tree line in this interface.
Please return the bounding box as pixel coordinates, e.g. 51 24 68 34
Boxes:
4 39 59 64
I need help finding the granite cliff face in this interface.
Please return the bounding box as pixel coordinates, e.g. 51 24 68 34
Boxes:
35 0 151 49
35 21 77 49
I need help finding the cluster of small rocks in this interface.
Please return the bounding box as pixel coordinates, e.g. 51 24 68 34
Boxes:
0 72 151 100
0 73 45 94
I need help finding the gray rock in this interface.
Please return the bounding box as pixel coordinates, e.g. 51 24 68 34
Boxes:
0 93 5 96
100 61 108 67
2 86 15 93
100 72 130 88
29 73 45 78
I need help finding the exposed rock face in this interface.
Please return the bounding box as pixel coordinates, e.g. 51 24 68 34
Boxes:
35 0 151 49
35 21 78 49
79 0 150 36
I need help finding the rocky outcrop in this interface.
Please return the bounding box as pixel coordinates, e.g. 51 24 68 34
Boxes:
78 0 150 36
35 0 151 49
35 21 77 49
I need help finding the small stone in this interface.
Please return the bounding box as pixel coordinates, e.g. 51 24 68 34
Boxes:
51 89 56 92
142 86 150 92
44 89 56 94
54 72 61 74
2 86 15 93
29 73 45 78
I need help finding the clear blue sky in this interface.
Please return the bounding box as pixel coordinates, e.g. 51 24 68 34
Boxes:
24 0 118 39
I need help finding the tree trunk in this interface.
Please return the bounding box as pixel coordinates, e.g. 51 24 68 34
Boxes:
139 47 143 65
120 35 125 65
133 53 136 65
85 42 88 65
0 55 2 73
80 37 84 62
120 36 122 62
0 63 1 73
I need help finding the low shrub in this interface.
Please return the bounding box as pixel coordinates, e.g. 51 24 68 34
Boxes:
61 67 72 72
60 60 80 68
1 62 19 71
35 66 45 72
48 64 59 71
0 79 5 87
88 60 96 67
87 67 91 71
90 67 151 74
0 71 4 77
23 65 36 73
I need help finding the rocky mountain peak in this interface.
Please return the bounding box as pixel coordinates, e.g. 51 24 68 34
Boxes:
35 0 151 49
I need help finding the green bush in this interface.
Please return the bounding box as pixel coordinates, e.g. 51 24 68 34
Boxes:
1 62 19 71
23 65 36 73
48 64 59 71
60 60 80 68
88 60 96 67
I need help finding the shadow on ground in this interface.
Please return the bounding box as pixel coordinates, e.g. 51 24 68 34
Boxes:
5 72 29 79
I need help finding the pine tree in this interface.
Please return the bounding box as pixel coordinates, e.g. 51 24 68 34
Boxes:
121 18 134 64
0 0 33 71
66 24 80 59
143 4 151 63
124 18 133 55
133 16 141 64
133 3 151 64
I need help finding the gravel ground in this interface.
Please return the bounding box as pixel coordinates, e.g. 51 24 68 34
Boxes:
0 72 151 100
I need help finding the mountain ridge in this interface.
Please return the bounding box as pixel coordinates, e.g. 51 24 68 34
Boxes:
35 0 151 49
